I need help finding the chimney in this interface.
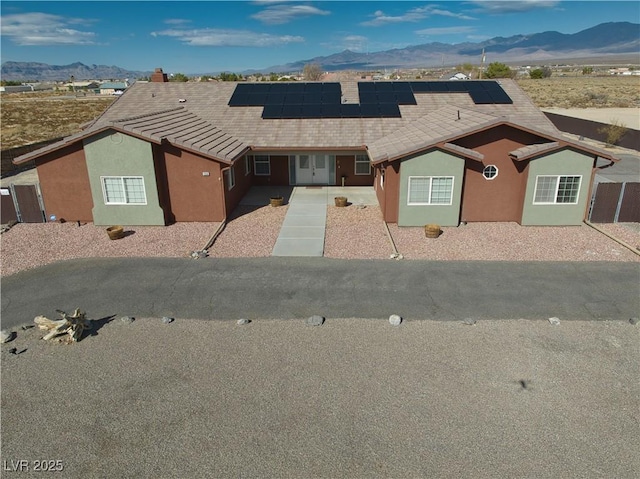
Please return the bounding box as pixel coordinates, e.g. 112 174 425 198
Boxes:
151 68 168 83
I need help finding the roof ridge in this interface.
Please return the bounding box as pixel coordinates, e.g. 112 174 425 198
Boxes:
111 106 187 124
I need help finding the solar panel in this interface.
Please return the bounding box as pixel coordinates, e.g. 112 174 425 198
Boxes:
359 103 380 117
409 82 432 92
304 83 324 93
357 82 376 92
359 92 378 104
261 104 283 119
320 104 341 118
469 90 493 104
446 82 469 92
395 91 417 105
265 93 286 105
379 103 401 117
392 82 412 93
340 104 361 118
377 92 397 103
428 82 449 92
302 93 323 104
374 82 394 92
231 79 512 118
285 93 304 103
302 104 322 117
488 90 513 104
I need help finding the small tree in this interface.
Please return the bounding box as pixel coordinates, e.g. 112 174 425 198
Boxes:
303 63 323 81
484 62 513 79
269 72 279 81
170 73 189 82
598 119 628 147
457 62 474 74
529 67 551 79
582 66 593 75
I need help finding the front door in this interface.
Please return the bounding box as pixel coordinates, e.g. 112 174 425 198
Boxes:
296 155 330 185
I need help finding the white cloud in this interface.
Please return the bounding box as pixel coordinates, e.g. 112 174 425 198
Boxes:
0 12 96 45
416 26 476 36
164 18 191 26
151 28 304 47
251 4 330 25
362 5 474 27
471 1 560 14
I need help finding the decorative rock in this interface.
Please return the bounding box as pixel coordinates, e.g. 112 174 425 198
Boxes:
389 314 402 326
548 317 561 326
161 316 174 324
237 318 251 325
1 330 15 343
629 317 639 325
462 318 477 326
190 250 208 259
306 315 324 326
120 316 135 324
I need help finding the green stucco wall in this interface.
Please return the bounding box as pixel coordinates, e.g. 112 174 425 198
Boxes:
398 150 464 227
521 149 593 226
84 131 165 226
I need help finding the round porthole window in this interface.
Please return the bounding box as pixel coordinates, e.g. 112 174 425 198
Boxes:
483 165 498 180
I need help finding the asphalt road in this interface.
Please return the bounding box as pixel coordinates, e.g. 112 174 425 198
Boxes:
1 258 638 328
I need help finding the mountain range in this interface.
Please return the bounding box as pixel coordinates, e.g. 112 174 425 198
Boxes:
1 22 638 81
262 22 640 73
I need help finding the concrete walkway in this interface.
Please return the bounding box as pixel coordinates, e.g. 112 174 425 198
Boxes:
271 186 378 257
272 187 327 256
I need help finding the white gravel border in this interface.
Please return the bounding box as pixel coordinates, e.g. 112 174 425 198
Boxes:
2 204 638 277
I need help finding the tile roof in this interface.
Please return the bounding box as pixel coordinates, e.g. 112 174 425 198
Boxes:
15 79 617 165
509 142 560 160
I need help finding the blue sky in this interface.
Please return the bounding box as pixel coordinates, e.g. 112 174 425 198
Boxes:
1 1 638 74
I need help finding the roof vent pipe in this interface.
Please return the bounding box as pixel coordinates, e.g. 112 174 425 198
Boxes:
457 110 461 121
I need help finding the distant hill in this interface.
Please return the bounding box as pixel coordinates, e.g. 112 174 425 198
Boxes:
0 61 151 82
2 22 638 80
255 21 640 73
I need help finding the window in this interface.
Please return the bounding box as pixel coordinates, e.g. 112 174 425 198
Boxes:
102 176 146 205
245 156 251 176
254 155 270 176
407 176 454 205
533 175 581 204
355 155 371 175
483 165 498 180
225 166 235 190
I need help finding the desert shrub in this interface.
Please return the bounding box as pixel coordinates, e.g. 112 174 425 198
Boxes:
598 119 628 147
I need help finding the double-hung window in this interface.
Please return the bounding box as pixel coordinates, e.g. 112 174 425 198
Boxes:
533 175 581 204
407 176 454 205
355 155 371 175
254 155 270 176
102 176 146 205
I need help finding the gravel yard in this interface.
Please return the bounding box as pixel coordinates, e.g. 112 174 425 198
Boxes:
1 204 638 277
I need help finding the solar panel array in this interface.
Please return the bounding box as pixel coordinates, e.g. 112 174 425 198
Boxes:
227 80 512 119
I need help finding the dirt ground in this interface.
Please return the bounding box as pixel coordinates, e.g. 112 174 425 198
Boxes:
1 317 638 478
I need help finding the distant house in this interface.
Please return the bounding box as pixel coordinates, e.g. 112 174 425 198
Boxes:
0 85 34 94
14 68 618 227
449 72 470 81
99 81 129 95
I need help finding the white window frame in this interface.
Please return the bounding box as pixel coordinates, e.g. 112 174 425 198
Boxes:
355 154 371 175
254 155 270 176
225 166 235 190
483 165 498 180
245 156 251 176
101 176 147 205
533 175 582 205
407 176 454 206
